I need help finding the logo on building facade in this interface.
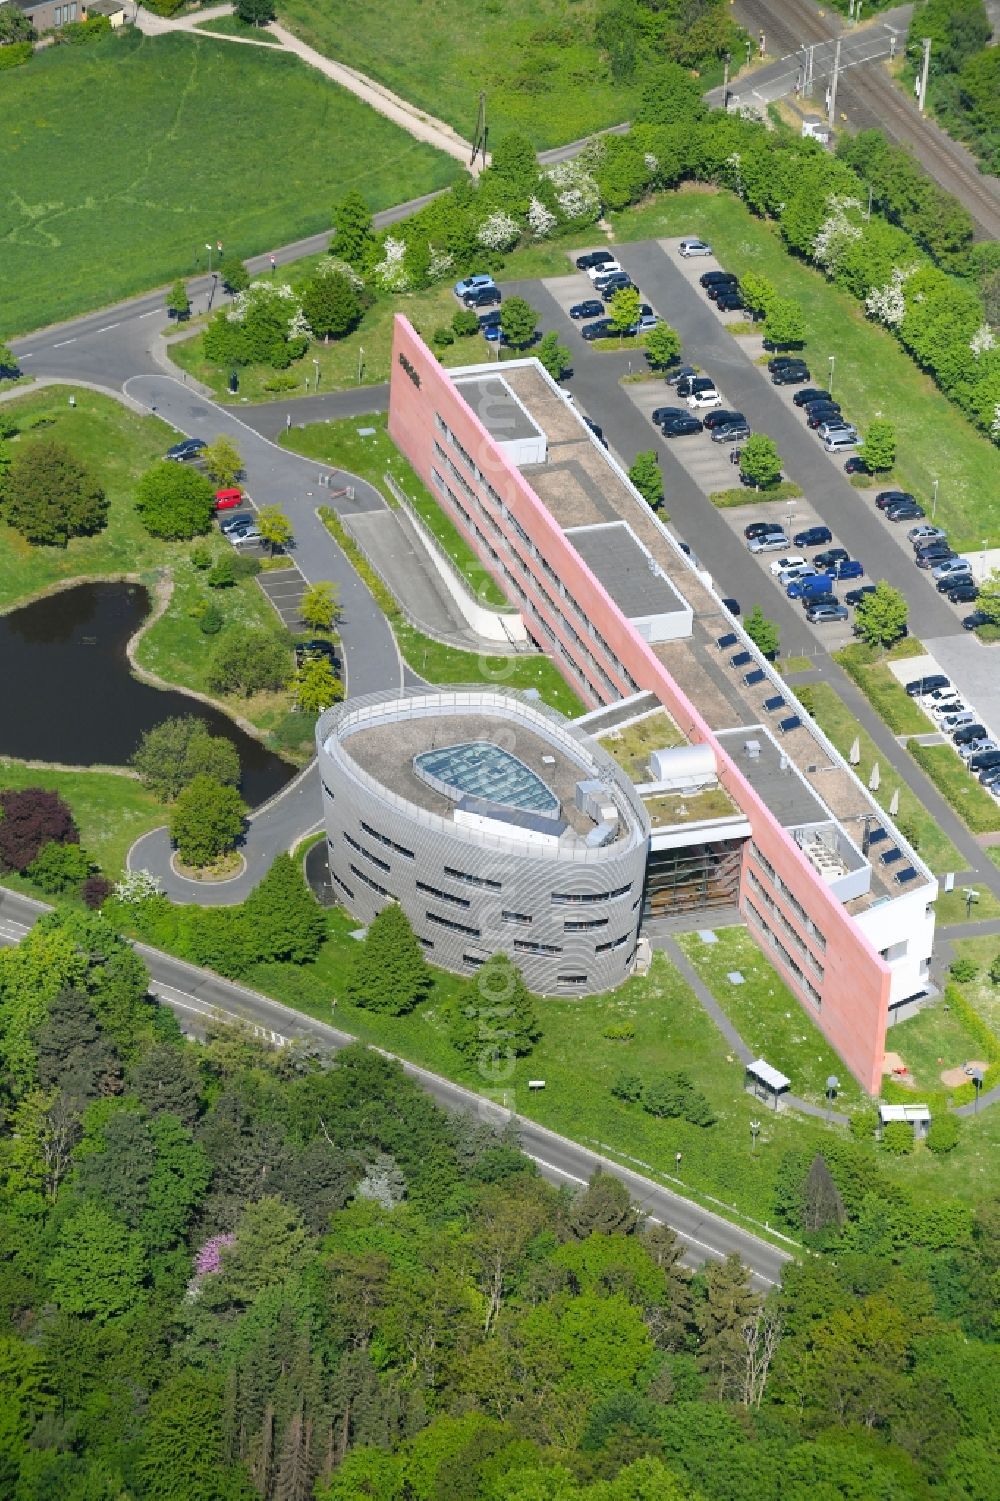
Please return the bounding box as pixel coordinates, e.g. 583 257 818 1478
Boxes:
398 352 421 388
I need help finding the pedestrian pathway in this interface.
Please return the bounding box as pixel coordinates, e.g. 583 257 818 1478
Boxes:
134 4 478 171
663 938 851 1126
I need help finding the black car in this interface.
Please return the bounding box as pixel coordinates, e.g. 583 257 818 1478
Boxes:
914 540 953 561
793 526 833 548
711 421 751 443
715 293 746 312
844 455 873 476
581 319 616 341
944 580 979 603
665 364 697 386
464 285 501 308
570 299 603 319
576 250 616 271
793 387 832 407
772 365 811 386
651 405 687 425
477 308 502 329
964 611 990 631
805 406 844 428
583 417 608 448
661 415 704 437
703 408 744 430
813 547 849 570
885 502 925 522
707 280 740 303
904 674 949 696
875 490 915 511
720 597 741 615
845 584 877 607
294 639 338 667
767 355 807 373
915 548 954 569
699 270 737 289
744 521 785 541
165 437 206 462
953 723 987 745
800 592 838 611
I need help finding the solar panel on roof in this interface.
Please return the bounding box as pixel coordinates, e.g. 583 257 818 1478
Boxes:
881 847 903 865
745 669 766 686
867 827 888 845
731 651 752 667
763 695 785 712
895 866 917 884
779 715 801 733
717 632 738 649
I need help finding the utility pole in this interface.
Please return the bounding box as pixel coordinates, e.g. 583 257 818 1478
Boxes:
827 36 842 129
723 51 731 108
917 37 931 113
471 91 488 171
806 43 815 96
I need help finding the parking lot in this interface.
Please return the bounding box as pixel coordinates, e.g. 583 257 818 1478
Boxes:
258 567 307 630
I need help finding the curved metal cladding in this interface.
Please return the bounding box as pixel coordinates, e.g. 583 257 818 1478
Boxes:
316 688 651 996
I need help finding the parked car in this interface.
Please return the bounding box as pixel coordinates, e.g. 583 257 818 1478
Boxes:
786 576 826 599
904 674 949 696
581 319 616 341
780 564 820 586
570 299 604 319
914 539 953 560
688 386 723 409
220 513 255 536
845 585 877 607
804 405 843 428
674 374 706 398
767 355 807 373
720 597 741 615
770 554 808 576
464 285 501 308
294 639 338 667
824 431 860 452
699 270 737 289
813 547 849 569
940 578 978 600
575 251 616 271
800 590 838 610
598 274 635 298
773 365 811 386
165 437 206 462
930 697 966 721
844 455 873 476
230 528 262 548
942 710 977 732
652 406 688 426
583 417 607 448
953 723 987 745
478 309 502 329
806 602 849 623
876 490 915 511
963 610 991 631
213 488 243 511
665 364 697 386
908 525 947 544
715 292 746 312
972 749 1000 772
661 414 704 436
818 419 858 440
454 273 494 298
748 533 790 554
915 549 955 570
793 526 833 548
925 684 960 705
932 558 973 582
707 280 740 303
793 387 833 407
636 313 659 333
711 421 751 443
745 521 785 541
885 501 925 522
981 765 1000 786
829 559 864 580
483 325 506 344
703 408 744 430
679 238 713 257
587 259 622 281
960 739 997 761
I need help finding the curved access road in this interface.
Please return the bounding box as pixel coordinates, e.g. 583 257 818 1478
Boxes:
122 374 403 902
0 883 793 1289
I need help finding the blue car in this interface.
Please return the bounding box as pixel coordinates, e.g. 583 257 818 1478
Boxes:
831 559 864 580
786 576 823 600
454 273 494 298
483 324 506 344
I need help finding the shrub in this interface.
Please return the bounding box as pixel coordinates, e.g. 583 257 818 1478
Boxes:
82 874 113 910
0 40 32 69
27 840 92 893
603 1021 636 1041
170 775 246 868
611 1072 644 1102
431 325 455 350
262 372 299 393
199 603 224 635
950 956 979 983
452 307 480 337
926 1113 961 1154
0 787 78 872
2 438 107 545
135 462 215 540
190 543 212 570
207 628 291 697
881 1120 914 1155
849 1106 879 1141
207 555 235 589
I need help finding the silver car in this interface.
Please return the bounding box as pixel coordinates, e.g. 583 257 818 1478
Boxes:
748 533 790 554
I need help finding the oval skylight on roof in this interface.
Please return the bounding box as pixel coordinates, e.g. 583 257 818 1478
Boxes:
413 741 559 816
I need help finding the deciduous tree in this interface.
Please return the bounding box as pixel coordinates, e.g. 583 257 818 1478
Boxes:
0 786 78 872
208 628 291 696
131 716 241 801
331 189 375 268
292 655 343 714
219 254 251 293
45 1201 146 1322
257 503 293 555
202 434 243 486
26 839 92 893
300 581 339 631
166 280 190 320
859 418 896 473
2 438 107 545
170 774 246 868
740 434 783 489
609 286 641 338
627 449 663 509
135 460 215 539
346 903 431 1014
537 330 571 382
743 604 780 659
643 321 681 370
763 296 805 348
302 272 361 340
499 297 539 351
853 581 908 648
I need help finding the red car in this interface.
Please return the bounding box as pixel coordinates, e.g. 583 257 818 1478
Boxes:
214 488 243 510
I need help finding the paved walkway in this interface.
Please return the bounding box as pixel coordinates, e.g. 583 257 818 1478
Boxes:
135 3 478 172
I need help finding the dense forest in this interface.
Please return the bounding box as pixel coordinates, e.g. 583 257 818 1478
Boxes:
1 907 998 1500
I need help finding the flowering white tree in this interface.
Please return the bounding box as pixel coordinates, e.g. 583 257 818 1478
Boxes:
428 244 454 281
864 264 917 329
113 869 162 904
527 196 557 239
313 256 365 291
993 405 1000 438
546 159 601 223
812 195 863 271
227 280 304 335
373 235 409 292
477 210 520 252
970 324 997 358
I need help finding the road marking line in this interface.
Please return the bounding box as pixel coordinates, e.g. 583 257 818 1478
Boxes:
97 322 120 332
19 352 33 360
52 338 77 348
139 310 157 318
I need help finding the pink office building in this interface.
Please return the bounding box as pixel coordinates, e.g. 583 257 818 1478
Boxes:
380 316 937 1094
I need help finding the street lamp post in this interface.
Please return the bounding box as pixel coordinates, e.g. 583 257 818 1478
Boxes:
749 1119 761 1152
828 354 835 396
982 539 989 582
357 346 364 384
205 242 214 277
313 357 320 391
972 1069 984 1114
931 479 939 519
826 1075 840 1122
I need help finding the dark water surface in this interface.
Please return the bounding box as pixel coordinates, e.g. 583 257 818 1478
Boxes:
0 582 293 808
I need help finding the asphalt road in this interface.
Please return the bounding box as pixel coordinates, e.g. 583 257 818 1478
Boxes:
0 884 792 1289
726 0 1000 243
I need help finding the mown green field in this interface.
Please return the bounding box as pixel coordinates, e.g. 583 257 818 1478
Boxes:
1 32 457 334
611 191 1000 550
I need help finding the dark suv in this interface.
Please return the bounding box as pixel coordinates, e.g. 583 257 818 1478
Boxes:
463 285 501 308
773 364 810 386
699 271 737 290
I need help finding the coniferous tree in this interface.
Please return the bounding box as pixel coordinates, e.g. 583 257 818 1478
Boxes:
802 1154 847 1234
346 903 431 1015
242 853 327 965
569 1169 642 1239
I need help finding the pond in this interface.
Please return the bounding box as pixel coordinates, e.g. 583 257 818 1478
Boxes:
0 581 294 808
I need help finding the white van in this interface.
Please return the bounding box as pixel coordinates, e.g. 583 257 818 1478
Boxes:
824 431 859 453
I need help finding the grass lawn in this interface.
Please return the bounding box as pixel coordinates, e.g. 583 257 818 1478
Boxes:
709 482 802 507
194 15 282 41
676 928 864 1112
0 387 184 612
949 937 1000 1036
885 1000 984 1096
935 885 1000 927
280 414 509 608
799 681 964 873
906 740 1000 835
610 190 1000 550
780 656 813 674
2 32 457 335
0 759 163 877
834 642 931 736
274 0 648 149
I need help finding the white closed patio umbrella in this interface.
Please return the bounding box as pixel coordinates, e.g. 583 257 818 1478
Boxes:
869 762 881 791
